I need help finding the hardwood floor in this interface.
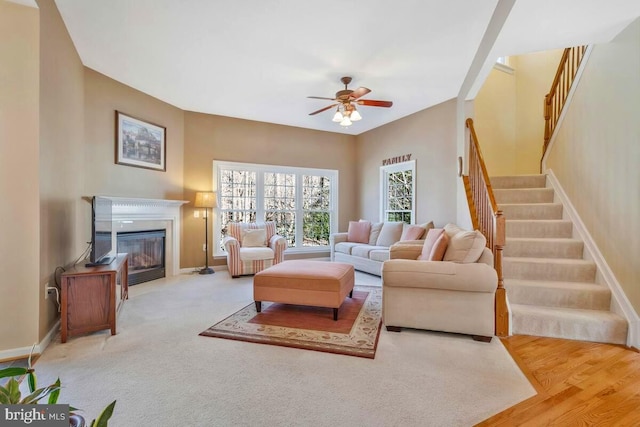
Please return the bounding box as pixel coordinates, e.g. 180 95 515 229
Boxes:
477 335 640 426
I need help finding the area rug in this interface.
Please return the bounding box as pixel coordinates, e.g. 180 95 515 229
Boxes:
200 286 382 358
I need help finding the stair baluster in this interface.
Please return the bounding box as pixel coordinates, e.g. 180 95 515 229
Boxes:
464 118 508 336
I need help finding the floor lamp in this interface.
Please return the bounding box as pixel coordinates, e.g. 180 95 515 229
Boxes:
195 191 216 275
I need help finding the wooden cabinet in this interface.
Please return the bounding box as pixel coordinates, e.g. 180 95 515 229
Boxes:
60 253 129 343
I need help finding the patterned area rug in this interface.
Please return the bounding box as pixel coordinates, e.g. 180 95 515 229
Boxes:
200 286 382 358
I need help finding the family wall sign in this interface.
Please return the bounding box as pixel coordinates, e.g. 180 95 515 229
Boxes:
382 153 412 166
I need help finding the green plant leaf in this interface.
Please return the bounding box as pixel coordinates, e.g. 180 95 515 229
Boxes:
91 400 116 427
27 371 37 393
20 384 60 404
0 367 28 379
48 378 61 404
0 387 11 404
6 378 21 404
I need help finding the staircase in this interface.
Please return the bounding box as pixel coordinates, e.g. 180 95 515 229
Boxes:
492 174 628 344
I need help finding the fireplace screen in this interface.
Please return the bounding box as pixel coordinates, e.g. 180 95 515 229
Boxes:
117 229 166 285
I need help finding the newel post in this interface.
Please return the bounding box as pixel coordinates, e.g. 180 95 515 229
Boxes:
494 210 509 337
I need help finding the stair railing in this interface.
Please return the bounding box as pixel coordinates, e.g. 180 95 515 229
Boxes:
542 45 587 168
464 118 508 336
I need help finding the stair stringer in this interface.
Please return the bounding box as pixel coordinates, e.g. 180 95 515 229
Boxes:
545 169 639 348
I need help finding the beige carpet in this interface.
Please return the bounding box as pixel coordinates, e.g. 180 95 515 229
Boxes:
201 288 382 358
33 270 535 426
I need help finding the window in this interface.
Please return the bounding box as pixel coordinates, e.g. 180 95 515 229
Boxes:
380 160 415 223
213 161 338 254
495 56 514 74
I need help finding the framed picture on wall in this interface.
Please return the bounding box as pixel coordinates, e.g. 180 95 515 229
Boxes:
115 111 166 171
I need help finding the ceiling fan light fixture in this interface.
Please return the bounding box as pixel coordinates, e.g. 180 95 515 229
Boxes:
307 76 392 127
339 116 352 127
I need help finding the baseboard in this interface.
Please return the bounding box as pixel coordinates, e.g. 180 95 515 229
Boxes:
546 170 640 348
0 320 60 362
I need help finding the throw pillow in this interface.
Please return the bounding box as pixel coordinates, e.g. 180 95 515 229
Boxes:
241 228 267 247
444 223 464 239
376 222 404 247
443 229 487 263
401 224 426 241
347 221 371 244
428 232 449 261
362 220 383 246
418 228 445 260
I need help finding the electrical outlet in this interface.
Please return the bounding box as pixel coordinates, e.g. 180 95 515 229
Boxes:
193 210 199 218
44 282 50 299
202 243 207 252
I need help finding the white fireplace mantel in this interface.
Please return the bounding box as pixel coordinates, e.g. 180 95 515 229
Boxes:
105 196 189 277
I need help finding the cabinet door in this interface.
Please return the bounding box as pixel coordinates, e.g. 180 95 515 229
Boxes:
66 275 111 330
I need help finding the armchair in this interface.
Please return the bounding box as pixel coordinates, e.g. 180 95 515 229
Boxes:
223 221 287 277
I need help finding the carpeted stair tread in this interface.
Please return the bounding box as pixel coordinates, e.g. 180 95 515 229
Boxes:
506 219 573 238
494 188 555 204
511 304 627 345
491 175 546 189
505 279 611 310
503 257 596 282
499 203 563 220
504 237 583 259
495 173 629 344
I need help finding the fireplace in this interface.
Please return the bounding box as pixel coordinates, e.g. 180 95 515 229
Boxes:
117 230 166 285
107 197 188 278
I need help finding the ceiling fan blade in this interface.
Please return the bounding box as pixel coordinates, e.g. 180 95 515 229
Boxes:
308 103 339 116
349 87 371 100
307 96 337 101
357 99 393 108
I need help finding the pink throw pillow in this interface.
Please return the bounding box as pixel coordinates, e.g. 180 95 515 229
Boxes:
428 232 449 261
347 221 371 244
418 228 444 260
401 225 426 241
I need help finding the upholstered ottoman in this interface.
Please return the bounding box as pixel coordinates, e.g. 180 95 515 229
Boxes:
253 260 355 320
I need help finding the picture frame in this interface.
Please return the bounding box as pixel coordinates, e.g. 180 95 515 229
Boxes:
115 111 166 171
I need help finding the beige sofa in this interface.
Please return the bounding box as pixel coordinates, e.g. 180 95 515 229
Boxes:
381 225 498 341
330 221 433 276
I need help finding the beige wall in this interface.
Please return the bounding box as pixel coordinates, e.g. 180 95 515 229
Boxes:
547 18 640 313
84 68 184 200
0 1 40 351
474 66 517 176
356 99 458 226
37 0 86 343
513 50 563 173
474 50 563 176
182 112 358 268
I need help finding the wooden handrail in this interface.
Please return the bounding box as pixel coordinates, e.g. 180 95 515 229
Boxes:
543 46 587 169
464 118 508 336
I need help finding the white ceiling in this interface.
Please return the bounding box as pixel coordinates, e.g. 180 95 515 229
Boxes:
53 0 640 135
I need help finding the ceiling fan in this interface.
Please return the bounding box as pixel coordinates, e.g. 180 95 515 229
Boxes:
308 76 393 126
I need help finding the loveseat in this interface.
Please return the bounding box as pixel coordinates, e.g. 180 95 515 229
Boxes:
330 220 433 276
381 224 498 341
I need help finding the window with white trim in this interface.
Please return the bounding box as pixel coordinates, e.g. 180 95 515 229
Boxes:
380 160 415 223
213 161 338 254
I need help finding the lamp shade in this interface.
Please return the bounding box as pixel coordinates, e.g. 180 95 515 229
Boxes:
339 116 352 126
194 191 216 208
